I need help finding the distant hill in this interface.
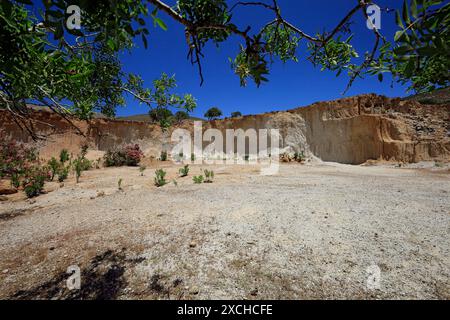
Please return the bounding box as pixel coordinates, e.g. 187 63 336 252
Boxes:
117 114 204 122
403 87 450 105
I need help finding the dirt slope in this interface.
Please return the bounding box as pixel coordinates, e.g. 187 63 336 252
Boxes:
1 94 449 164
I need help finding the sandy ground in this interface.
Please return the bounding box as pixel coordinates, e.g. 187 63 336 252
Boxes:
0 162 449 300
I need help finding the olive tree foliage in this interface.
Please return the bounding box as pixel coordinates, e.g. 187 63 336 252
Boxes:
0 0 195 138
149 0 448 92
1 0 448 139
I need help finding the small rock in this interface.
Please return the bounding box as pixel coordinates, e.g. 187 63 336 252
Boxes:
59 183 64 188
49 247 55 251
189 286 199 295
96 191 105 197
0 195 8 202
189 241 197 248
2 269 9 274
250 289 258 296
0 180 18 195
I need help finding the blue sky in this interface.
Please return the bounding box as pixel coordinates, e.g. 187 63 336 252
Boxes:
117 1 407 118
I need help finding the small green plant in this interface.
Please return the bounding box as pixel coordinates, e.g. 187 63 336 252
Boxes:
139 165 146 176
81 144 89 158
179 165 190 177
10 172 21 188
193 175 204 184
47 157 60 181
160 151 168 161
73 157 84 183
154 169 167 187
191 153 195 162
57 166 69 182
59 149 70 164
203 169 214 183
22 167 46 198
293 151 306 163
118 178 123 191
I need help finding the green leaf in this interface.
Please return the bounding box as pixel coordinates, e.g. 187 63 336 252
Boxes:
378 73 383 82
153 17 167 31
411 0 418 18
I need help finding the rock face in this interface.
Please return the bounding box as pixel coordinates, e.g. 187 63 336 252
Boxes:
1 94 449 164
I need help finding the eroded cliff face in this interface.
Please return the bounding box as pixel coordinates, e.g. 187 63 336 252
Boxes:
1 94 449 164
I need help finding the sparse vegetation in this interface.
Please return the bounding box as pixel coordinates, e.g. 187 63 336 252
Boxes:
59 149 70 164
193 175 204 184
179 165 190 177
104 144 144 167
154 169 167 187
47 157 60 181
294 152 306 163
231 111 242 118
203 169 215 183
22 167 47 198
73 157 84 183
160 151 168 161
57 166 69 183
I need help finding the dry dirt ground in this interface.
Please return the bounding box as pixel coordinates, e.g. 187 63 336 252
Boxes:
0 161 449 300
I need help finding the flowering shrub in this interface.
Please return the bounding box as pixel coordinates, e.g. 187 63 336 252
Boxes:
104 144 144 167
0 140 37 179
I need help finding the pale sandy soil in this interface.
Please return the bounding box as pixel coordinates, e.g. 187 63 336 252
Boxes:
0 162 449 300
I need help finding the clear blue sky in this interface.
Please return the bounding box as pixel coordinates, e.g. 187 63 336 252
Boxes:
116 0 408 118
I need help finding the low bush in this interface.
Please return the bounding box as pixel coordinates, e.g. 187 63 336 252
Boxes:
48 157 60 181
0 140 37 179
203 169 214 183
154 169 167 187
22 167 47 198
59 149 70 164
160 151 168 161
193 175 204 184
57 166 69 182
104 144 144 167
179 165 189 177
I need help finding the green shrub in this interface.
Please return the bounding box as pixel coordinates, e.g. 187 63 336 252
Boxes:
154 169 167 187
203 169 214 183
47 157 60 181
22 167 47 198
57 166 69 182
59 149 70 164
179 165 190 177
160 151 168 161
293 151 306 162
73 157 84 183
11 172 21 188
193 175 204 184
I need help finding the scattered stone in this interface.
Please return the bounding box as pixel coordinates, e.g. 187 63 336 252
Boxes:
189 241 197 248
2 269 9 274
189 286 199 295
250 289 258 296
0 180 17 195
59 183 64 188
97 191 105 197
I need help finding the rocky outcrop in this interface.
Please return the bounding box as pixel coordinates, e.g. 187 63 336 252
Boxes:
1 94 449 164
